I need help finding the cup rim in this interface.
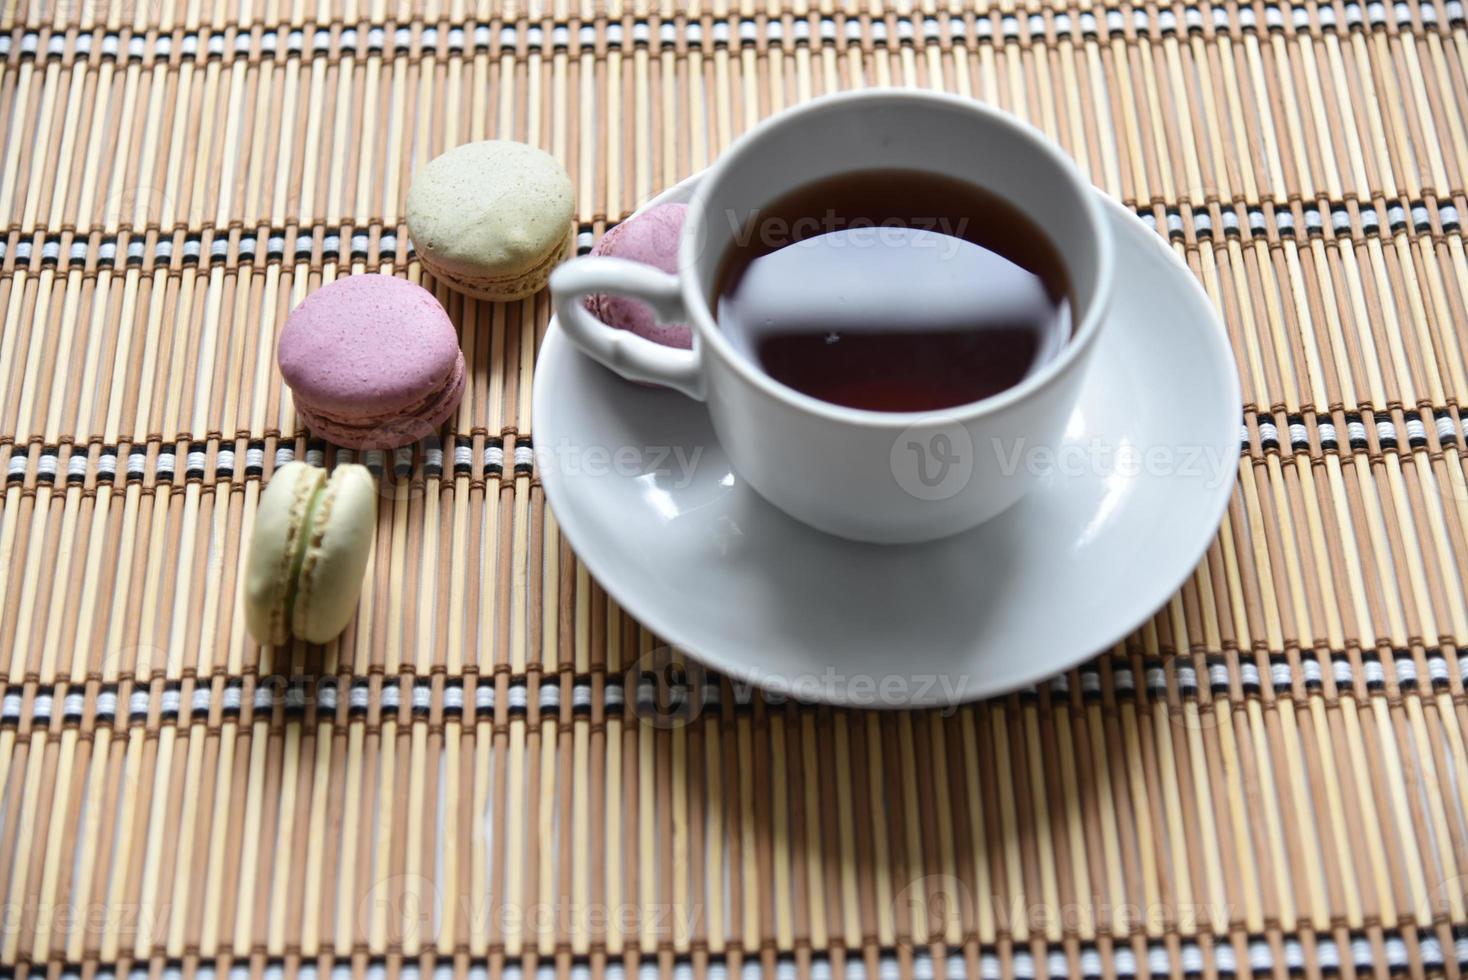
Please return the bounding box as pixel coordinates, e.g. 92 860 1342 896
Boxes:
678 89 1114 429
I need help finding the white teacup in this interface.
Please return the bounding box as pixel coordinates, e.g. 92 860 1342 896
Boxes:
551 90 1112 544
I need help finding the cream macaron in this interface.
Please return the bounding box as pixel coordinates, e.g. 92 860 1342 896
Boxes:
245 461 377 646
407 140 575 301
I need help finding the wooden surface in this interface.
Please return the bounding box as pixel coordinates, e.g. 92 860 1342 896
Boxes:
1 0 1467 976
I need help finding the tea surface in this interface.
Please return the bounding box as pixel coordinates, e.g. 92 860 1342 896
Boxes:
715 169 1071 412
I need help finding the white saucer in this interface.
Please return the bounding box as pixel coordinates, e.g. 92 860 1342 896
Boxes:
533 176 1240 706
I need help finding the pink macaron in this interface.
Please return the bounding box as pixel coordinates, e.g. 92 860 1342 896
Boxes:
586 203 690 347
278 274 466 449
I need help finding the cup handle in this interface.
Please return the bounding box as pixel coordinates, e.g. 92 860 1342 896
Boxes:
550 257 705 400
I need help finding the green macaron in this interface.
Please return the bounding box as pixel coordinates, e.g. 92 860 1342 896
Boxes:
244 461 377 646
406 140 575 301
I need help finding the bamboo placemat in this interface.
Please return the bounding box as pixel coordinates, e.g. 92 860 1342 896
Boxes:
2 0 1467 977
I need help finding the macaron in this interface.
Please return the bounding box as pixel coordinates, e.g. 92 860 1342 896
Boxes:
407 140 575 301
585 203 690 348
279 274 465 449
244 461 377 646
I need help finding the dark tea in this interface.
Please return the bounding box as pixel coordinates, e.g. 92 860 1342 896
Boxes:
714 169 1072 413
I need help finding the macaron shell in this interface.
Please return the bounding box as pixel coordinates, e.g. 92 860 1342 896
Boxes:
279 274 461 418
244 461 326 647
428 226 574 302
291 464 377 644
407 140 575 284
587 203 691 348
295 351 466 449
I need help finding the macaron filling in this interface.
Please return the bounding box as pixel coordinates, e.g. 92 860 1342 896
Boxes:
301 353 463 429
282 477 327 630
293 351 466 447
431 227 575 298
